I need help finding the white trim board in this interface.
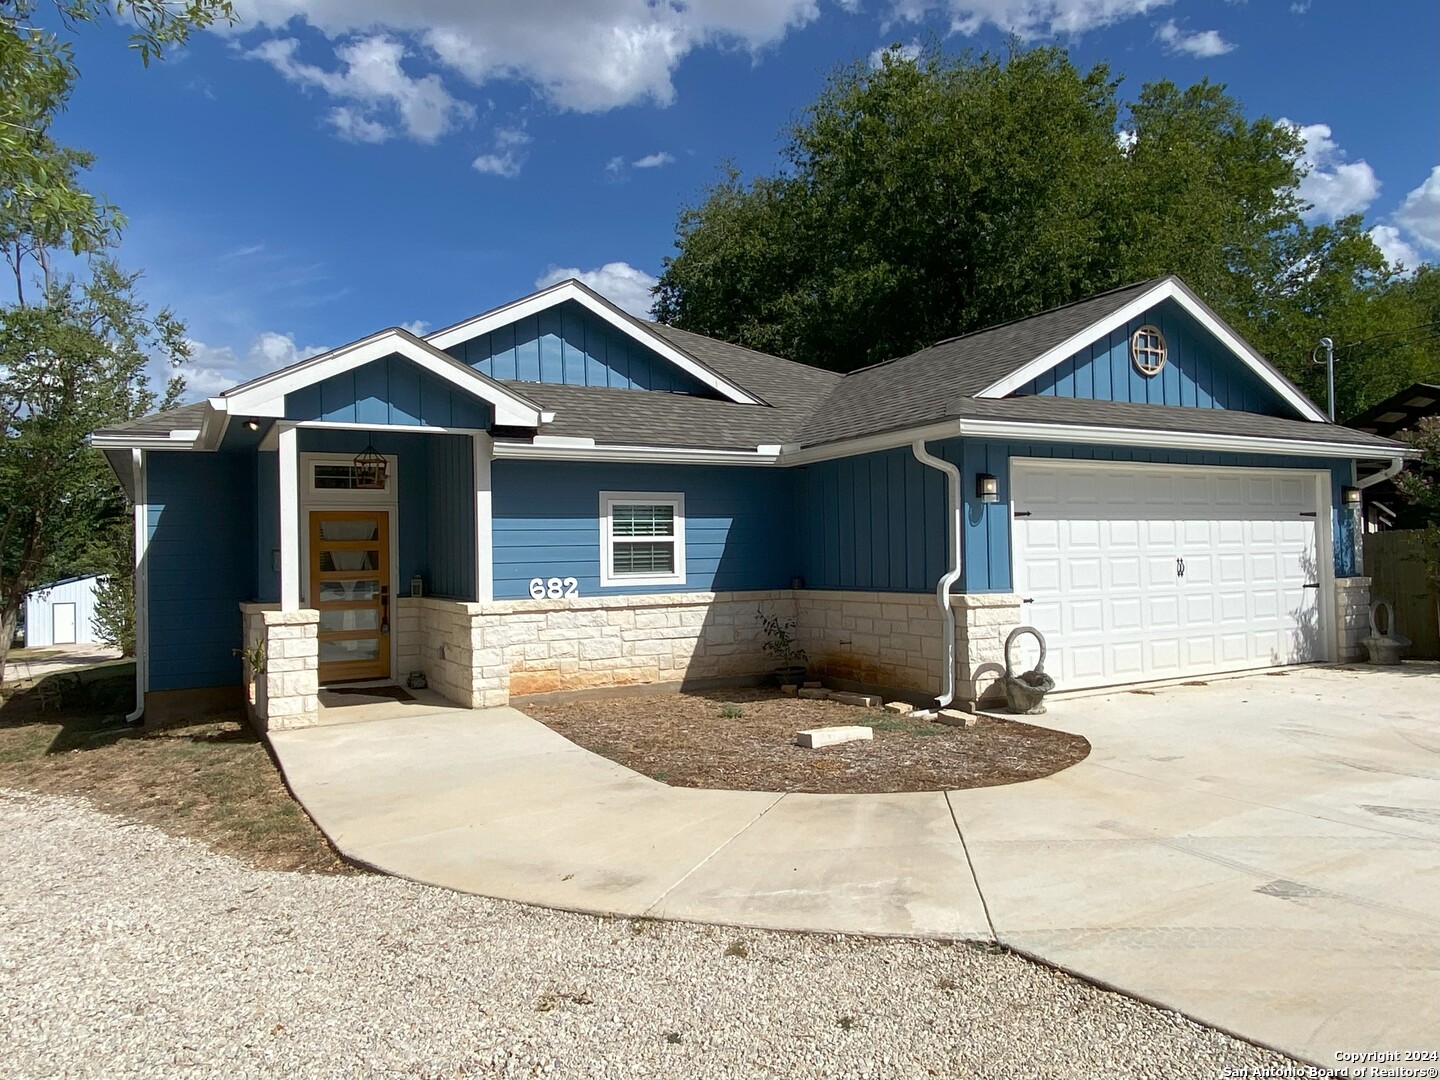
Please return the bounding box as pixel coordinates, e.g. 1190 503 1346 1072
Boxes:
976 277 1330 424
424 279 762 406
217 327 548 427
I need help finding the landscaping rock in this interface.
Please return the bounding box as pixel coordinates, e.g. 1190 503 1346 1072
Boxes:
883 701 913 715
937 709 980 728
910 710 938 721
803 681 823 689
780 684 799 697
797 688 829 700
795 725 874 749
829 692 882 708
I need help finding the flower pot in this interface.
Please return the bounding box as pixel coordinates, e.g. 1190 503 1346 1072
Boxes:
773 665 807 688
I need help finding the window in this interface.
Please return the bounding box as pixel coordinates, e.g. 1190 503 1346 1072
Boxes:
600 492 686 587
303 454 396 499
1130 325 1167 376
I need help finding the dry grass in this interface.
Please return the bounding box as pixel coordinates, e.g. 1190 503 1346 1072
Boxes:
0 663 354 874
526 688 1089 793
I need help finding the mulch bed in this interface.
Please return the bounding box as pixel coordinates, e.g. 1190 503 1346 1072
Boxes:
524 688 1090 794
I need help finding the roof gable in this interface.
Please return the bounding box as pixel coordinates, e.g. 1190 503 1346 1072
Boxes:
1015 296 1296 416
425 279 763 405
284 352 493 429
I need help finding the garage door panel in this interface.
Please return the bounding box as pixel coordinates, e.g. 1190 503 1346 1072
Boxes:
1013 461 1323 692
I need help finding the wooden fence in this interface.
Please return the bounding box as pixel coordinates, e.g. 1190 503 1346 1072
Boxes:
1364 529 1440 659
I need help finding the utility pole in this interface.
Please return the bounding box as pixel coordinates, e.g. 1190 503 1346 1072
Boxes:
1312 337 1336 420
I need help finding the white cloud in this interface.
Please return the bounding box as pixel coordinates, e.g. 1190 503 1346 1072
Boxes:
472 126 531 178
1392 165 1440 254
1155 19 1235 57
398 319 431 336
605 155 627 177
1281 119 1381 222
248 35 474 143
1289 1 1310 12
887 0 1174 38
1116 128 1137 152
535 261 658 318
178 332 330 400
869 41 922 67
230 0 823 114
632 151 675 169
1369 225 1421 271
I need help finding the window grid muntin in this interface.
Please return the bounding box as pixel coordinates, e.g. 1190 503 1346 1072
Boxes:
1131 324 1167 376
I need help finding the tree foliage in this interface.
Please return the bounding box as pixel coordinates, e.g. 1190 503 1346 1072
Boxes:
1 0 231 673
655 44 1439 417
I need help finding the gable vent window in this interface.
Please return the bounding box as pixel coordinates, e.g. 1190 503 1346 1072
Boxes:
1131 325 1167 376
600 492 686 588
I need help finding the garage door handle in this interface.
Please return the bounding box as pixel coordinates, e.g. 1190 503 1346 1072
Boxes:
1021 597 1034 604
1177 557 1185 578
1303 582 1320 589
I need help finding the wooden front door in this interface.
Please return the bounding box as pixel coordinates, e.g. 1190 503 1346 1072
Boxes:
310 510 391 683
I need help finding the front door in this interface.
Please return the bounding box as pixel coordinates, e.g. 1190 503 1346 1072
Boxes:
310 510 391 683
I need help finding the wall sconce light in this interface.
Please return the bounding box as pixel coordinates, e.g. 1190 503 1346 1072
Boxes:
1341 485 1362 507
244 419 260 432
977 473 1000 503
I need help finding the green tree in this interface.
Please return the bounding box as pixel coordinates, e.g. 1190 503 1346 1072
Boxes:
2 0 232 673
655 44 1437 417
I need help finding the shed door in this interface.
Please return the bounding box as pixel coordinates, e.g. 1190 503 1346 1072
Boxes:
52 603 77 645
1012 462 1323 691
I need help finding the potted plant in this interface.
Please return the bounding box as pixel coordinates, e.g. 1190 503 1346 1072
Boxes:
756 609 808 687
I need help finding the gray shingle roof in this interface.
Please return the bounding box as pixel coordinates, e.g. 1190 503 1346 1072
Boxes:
797 279 1164 446
517 383 803 449
92 402 208 439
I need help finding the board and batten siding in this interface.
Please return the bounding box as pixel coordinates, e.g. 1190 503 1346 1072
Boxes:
957 439 1358 592
145 451 256 691
491 460 797 599
445 300 714 395
1016 298 1292 415
284 354 491 429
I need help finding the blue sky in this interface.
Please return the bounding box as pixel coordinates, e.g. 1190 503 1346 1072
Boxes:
45 0 1440 399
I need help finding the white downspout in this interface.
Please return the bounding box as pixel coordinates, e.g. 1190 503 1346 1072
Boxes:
911 440 963 708
125 448 148 724
1356 457 1404 489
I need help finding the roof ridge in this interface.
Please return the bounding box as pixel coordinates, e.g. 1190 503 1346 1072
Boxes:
646 321 844 382
841 277 1169 379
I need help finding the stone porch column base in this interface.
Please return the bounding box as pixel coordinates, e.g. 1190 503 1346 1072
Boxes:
239 604 319 732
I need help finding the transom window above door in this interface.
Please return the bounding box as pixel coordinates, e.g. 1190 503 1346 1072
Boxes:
599 492 686 587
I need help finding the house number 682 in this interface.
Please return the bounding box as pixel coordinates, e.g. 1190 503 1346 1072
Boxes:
529 577 579 600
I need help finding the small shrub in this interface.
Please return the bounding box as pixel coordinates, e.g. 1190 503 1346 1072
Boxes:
720 704 744 719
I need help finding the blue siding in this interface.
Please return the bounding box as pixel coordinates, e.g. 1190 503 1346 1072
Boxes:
446 300 714 395
425 435 476 599
954 439 1357 591
491 461 797 598
146 452 256 691
285 354 492 428
1017 299 1295 416
793 446 948 593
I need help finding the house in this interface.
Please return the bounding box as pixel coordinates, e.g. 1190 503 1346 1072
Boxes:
90 276 1411 731
1344 381 1438 532
22 575 104 648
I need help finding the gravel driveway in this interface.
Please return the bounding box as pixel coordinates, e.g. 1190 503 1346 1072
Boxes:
0 790 1294 1079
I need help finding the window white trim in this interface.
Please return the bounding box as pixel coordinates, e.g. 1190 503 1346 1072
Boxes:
599 491 686 588
301 451 400 500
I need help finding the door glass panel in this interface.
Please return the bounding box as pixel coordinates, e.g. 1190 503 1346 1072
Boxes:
320 639 381 663
320 549 379 572
319 579 381 602
318 518 380 541
319 609 380 633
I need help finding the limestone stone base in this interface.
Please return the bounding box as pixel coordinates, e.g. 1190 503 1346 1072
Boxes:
1334 577 1372 663
239 604 319 732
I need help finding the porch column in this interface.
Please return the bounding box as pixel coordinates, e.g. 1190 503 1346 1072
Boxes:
473 432 493 602
278 424 301 611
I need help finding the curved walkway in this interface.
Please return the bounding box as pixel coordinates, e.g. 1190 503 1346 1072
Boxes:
271 665 1440 1067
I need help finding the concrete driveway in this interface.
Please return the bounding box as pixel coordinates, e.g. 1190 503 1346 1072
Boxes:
270 664 1440 1066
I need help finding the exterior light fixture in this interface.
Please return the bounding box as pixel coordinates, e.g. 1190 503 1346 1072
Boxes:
352 442 388 490
977 474 1000 503
244 419 261 431
1341 485 1362 507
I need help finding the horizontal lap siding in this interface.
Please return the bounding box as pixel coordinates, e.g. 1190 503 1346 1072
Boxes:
146 452 256 690
446 300 712 395
491 461 797 598
793 446 948 593
1019 299 1291 415
958 439 1356 591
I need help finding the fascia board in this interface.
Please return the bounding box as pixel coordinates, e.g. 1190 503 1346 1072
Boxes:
977 279 1330 424
491 440 782 466
222 330 546 427
425 281 762 406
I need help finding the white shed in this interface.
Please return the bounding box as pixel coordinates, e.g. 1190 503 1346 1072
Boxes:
23 575 105 648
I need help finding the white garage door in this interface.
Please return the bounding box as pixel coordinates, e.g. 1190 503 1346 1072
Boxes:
1012 461 1325 691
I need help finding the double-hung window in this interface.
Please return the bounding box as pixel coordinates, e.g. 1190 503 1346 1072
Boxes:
599 492 686 587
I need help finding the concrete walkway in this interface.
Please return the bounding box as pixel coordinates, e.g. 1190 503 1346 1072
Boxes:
270 664 1440 1066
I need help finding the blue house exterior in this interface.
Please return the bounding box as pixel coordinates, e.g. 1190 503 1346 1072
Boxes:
92 276 1407 730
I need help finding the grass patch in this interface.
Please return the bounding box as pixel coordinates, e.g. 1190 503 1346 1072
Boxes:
863 713 947 736
0 663 353 874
